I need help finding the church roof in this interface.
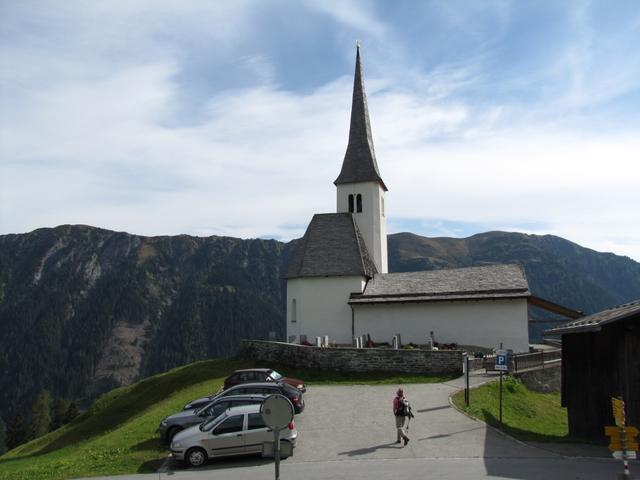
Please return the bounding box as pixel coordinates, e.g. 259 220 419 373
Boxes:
286 213 377 279
544 299 640 335
349 264 530 304
334 45 388 191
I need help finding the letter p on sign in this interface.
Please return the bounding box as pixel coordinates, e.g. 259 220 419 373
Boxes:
495 350 508 371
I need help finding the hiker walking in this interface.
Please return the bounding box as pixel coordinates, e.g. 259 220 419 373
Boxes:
393 388 411 446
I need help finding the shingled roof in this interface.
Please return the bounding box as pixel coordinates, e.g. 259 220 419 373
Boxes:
286 213 377 279
545 299 640 335
349 264 530 304
334 45 387 191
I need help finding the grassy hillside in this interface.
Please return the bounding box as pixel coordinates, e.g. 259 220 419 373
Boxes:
0 358 451 480
0 359 248 480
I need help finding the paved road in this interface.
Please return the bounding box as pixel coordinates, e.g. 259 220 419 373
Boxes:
85 373 630 480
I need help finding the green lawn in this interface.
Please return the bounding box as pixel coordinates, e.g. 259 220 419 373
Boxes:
451 375 570 442
268 363 456 385
0 359 452 480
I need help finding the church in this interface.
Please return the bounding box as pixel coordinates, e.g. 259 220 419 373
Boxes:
286 46 530 353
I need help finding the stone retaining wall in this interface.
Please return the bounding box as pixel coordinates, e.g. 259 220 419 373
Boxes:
514 364 562 393
240 340 463 375
467 357 485 371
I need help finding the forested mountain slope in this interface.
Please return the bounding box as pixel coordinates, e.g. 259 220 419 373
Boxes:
0 225 292 445
1 225 638 448
389 231 640 314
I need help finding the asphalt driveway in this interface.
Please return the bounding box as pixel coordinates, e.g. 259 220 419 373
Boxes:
86 372 623 480
293 373 561 462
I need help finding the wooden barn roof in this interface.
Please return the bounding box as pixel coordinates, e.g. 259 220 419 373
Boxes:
349 264 530 304
286 213 377 279
545 299 640 335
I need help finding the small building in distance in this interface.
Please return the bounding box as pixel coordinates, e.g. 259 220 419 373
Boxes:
545 299 640 440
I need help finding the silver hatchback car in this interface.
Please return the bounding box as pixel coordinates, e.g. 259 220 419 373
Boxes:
170 404 298 467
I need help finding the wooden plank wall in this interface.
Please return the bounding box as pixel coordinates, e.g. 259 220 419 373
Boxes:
562 316 640 440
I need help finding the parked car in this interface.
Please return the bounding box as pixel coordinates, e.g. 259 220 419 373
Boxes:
159 394 267 442
223 368 306 392
183 382 305 414
170 404 298 468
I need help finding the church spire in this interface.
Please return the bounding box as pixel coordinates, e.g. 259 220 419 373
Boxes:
334 43 388 191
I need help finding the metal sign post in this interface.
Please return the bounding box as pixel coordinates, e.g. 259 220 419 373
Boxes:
463 354 470 407
495 345 508 425
274 427 281 480
260 394 294 480
499 370 503 424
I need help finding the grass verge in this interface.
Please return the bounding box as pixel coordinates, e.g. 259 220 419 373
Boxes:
451 376 570 442
269 363 456 385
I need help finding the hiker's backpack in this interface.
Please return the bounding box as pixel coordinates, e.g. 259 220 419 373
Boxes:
397 398 408 417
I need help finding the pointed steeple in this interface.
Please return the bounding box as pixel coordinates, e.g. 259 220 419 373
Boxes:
334 43 388 191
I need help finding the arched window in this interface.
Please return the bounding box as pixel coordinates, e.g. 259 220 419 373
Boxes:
356 194 362 213
348 194 354 213
291 299 297 323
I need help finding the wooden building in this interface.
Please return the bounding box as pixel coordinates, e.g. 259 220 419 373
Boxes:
546 299 640 440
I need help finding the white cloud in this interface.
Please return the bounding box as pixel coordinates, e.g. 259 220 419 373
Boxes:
304 0 388 39
384 131 640 258
1 1 639 262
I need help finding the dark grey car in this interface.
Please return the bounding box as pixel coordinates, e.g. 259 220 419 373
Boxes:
159 394 267 442
183 382 305 413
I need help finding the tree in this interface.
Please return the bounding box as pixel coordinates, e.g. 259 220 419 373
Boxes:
30 390 52 439
0 416 7 455
7 413 29 449
64 402 79 424
51 397 71 430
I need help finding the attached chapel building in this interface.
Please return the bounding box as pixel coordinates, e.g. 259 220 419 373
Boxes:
286 47 530 353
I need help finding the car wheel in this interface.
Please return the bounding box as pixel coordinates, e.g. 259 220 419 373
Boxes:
167 426 182 443
185 447 208 468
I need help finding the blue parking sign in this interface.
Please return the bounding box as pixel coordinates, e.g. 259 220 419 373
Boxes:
495 349 508 371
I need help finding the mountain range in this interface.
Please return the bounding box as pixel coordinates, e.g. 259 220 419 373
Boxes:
1 225 639 435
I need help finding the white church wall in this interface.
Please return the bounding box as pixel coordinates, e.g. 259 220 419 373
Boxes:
287 276 366 345
353 298 530 353
336 182 388 273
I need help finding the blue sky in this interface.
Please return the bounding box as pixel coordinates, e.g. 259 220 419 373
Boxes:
1 1 639 260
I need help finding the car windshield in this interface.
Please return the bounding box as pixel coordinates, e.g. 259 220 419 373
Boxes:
282 383 299 394
269 370 283 381
200 411 227 432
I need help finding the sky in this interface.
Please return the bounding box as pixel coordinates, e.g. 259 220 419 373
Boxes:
1 0 639 260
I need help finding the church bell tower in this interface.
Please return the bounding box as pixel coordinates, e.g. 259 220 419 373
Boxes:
334 44 388 273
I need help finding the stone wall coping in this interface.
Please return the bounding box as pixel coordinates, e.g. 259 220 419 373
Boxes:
241 339 463 353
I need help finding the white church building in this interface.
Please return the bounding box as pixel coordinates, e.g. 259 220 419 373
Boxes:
286 47 530 353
